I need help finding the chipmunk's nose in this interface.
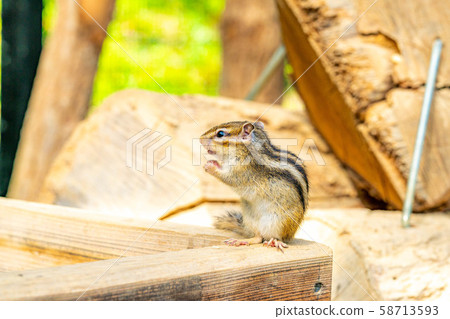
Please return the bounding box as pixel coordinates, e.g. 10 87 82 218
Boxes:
199 137 210 147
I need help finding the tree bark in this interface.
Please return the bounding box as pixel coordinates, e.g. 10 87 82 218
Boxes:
8 0 116 201
277 0 450 211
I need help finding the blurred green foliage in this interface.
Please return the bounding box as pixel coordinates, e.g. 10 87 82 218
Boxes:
93 0 225 108
41 0 225 108
3 1 299 111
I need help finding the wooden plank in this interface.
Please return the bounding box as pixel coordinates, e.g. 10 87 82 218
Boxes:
0 198 231 272
277 0 450 210
0 246 81 273
0 240 332 300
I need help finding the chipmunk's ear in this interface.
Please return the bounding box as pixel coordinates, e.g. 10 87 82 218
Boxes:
241 122 255 141
254 121 264 130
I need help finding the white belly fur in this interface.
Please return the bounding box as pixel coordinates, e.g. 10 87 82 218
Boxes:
243 199 283 239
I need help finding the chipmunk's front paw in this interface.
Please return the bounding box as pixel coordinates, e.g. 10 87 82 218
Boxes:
263 238 288 252
224 238 249 246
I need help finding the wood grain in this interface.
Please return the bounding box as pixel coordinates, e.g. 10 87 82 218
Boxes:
0 240 332 301
365 89 450 209
357 0 450 88
277 0 401 208
277 0 450 210
0 197 231 272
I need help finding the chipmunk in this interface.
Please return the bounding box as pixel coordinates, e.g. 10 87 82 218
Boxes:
200 121 309 251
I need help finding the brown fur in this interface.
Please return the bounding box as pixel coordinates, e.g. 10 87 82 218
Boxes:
201 121 309 243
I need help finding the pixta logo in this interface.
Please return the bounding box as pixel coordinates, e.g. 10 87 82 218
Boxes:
126 128 172 175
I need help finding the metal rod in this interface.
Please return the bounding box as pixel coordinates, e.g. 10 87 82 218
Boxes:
402 39 443 228
245 45 286 101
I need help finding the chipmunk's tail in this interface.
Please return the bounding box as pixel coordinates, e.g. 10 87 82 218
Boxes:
214 211 253 237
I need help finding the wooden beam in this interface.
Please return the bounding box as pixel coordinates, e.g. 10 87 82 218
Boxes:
7 0 116 201
0 240 332 300
0 198 231 272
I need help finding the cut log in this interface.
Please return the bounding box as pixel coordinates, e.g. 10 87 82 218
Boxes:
7 0 116 201
39 90 361 219
220 0 284 103
296 208 450 301
277 0 450 210
0 197 231 272
0 240 332 301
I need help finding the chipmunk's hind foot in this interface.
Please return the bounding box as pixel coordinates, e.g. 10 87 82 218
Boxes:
263 238 288 252
224 236 263 247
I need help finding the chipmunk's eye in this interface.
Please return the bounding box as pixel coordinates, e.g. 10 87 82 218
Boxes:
216 130 226 138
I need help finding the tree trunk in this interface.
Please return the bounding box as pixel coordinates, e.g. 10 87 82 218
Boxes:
220 0 284 103
7 0 115 201
277 0 450 211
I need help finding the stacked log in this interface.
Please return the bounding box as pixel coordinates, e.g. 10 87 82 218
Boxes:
277 0 450 210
